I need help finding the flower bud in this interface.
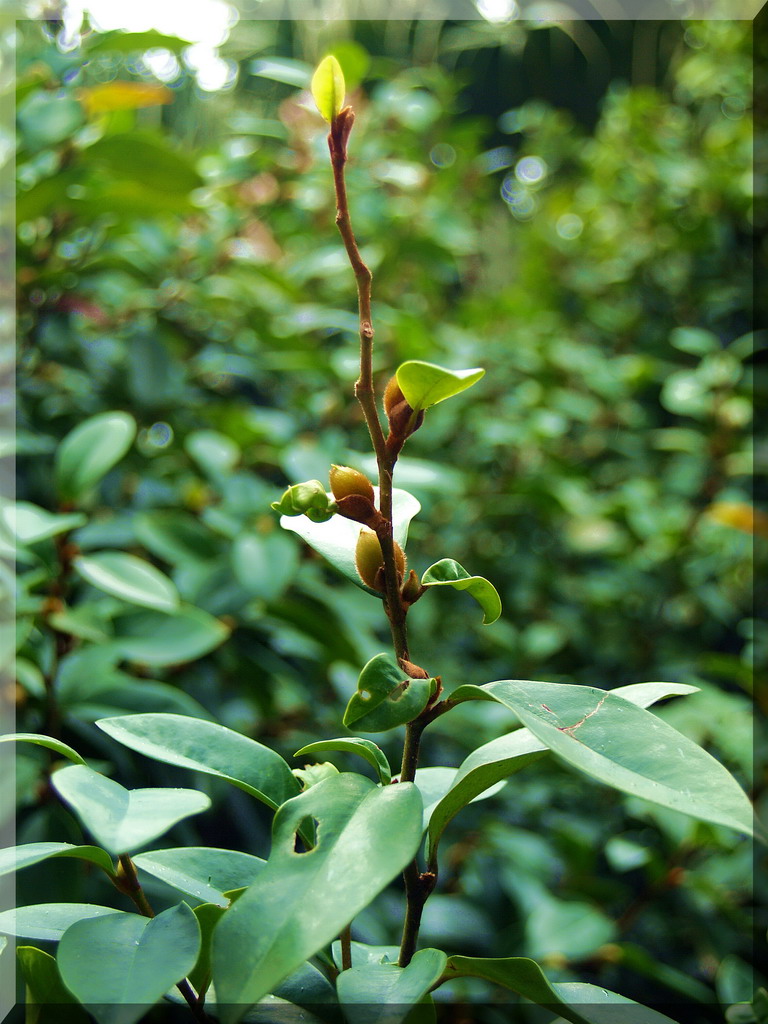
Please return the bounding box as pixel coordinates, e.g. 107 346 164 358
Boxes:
329 464 375 504
354 528 406 591
271 479 337 523
401 568 424 606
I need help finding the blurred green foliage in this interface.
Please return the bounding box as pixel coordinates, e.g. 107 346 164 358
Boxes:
7 13 764 1022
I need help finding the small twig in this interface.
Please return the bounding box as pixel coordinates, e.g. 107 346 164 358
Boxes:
340 923 353 971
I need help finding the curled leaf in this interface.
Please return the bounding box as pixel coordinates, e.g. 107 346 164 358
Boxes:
396 361 485 413
422 559 501 624
311 55 345 123
343 653 437 732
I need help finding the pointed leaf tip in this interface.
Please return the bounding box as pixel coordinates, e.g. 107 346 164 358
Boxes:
396 361 485 413
312 55 345 123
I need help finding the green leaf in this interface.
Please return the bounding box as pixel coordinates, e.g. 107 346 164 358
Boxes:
421 559 501 624
55 412 136 504
73 552 179 613
437 957 592 1024
294 737 392 785
551 982 681 1023
0 732 86 765
51 764 211 855
331 941 401 969
212 772 424 1023
17 92 85 150
18 946 91 1023
96 713 300 811
57 902 200 1024
86 30 193 55
1 502 86 544
311 56 346 123
337 948 448 1024
0 904 127 942
426 730 547 864
85 133 203 197
478 680 755 835
0 842 114 878
281 487 420 596
395 361 484 413
185 429 240 477
109 606 230 666
343 654 437 732
132 847 266 908
188 903 225 995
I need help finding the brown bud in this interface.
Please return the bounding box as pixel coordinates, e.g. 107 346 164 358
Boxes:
399 657 430 680
354 529 406 591
329 464 375 504
401 568 424 605
383 376 405 415
383 375 424 447
336 494 381 528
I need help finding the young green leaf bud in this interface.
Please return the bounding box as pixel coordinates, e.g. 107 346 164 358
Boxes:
329 464 375 504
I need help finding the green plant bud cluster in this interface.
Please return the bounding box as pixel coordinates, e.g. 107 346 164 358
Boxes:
271 480 337 523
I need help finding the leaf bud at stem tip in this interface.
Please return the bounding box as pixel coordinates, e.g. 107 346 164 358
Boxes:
330 464 375 504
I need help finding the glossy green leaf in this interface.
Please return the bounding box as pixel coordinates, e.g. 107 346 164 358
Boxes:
331 941 401 970
73 552 179 613
17 946 91 1022
1 502 86 544
57 902 200 1024
212 772 424 1023
86 133 204 196
133 847 266 908
55 412 136 504
477 680 754 835
51 764 211 855
0 904 126 942
188 903 225 996
343 654 437 732
185 429 240 477
109 606 230 666
426 730 547 864
281 487 420 595
395 361 484 413
437 957 591 1024
337 948 448 1024
551 982 681 1023
294 737 392 785
421 560 501 625
97 712 300 810
311 56 345 123
0 842 114 878
133 510 221 565
0 732 86 765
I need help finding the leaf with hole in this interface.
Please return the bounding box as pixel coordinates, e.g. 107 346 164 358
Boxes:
0 904 127 942
311 55 346 123
51 764 211 855
212 772 423 1023
294 737 391 785
74 552 179 613
132 847 266 908
57 902 200 1024
421 559 501 625
0 842 114 879
395 361 484 413
97 713 299 811
281 487 420 595
462 680 754 835
343 654 437 732
55 412 136 504
337 947 448 1024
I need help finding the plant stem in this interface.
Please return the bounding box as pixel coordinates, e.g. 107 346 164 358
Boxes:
115 855 210 1024
329 124 409 663
340 923 353 971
